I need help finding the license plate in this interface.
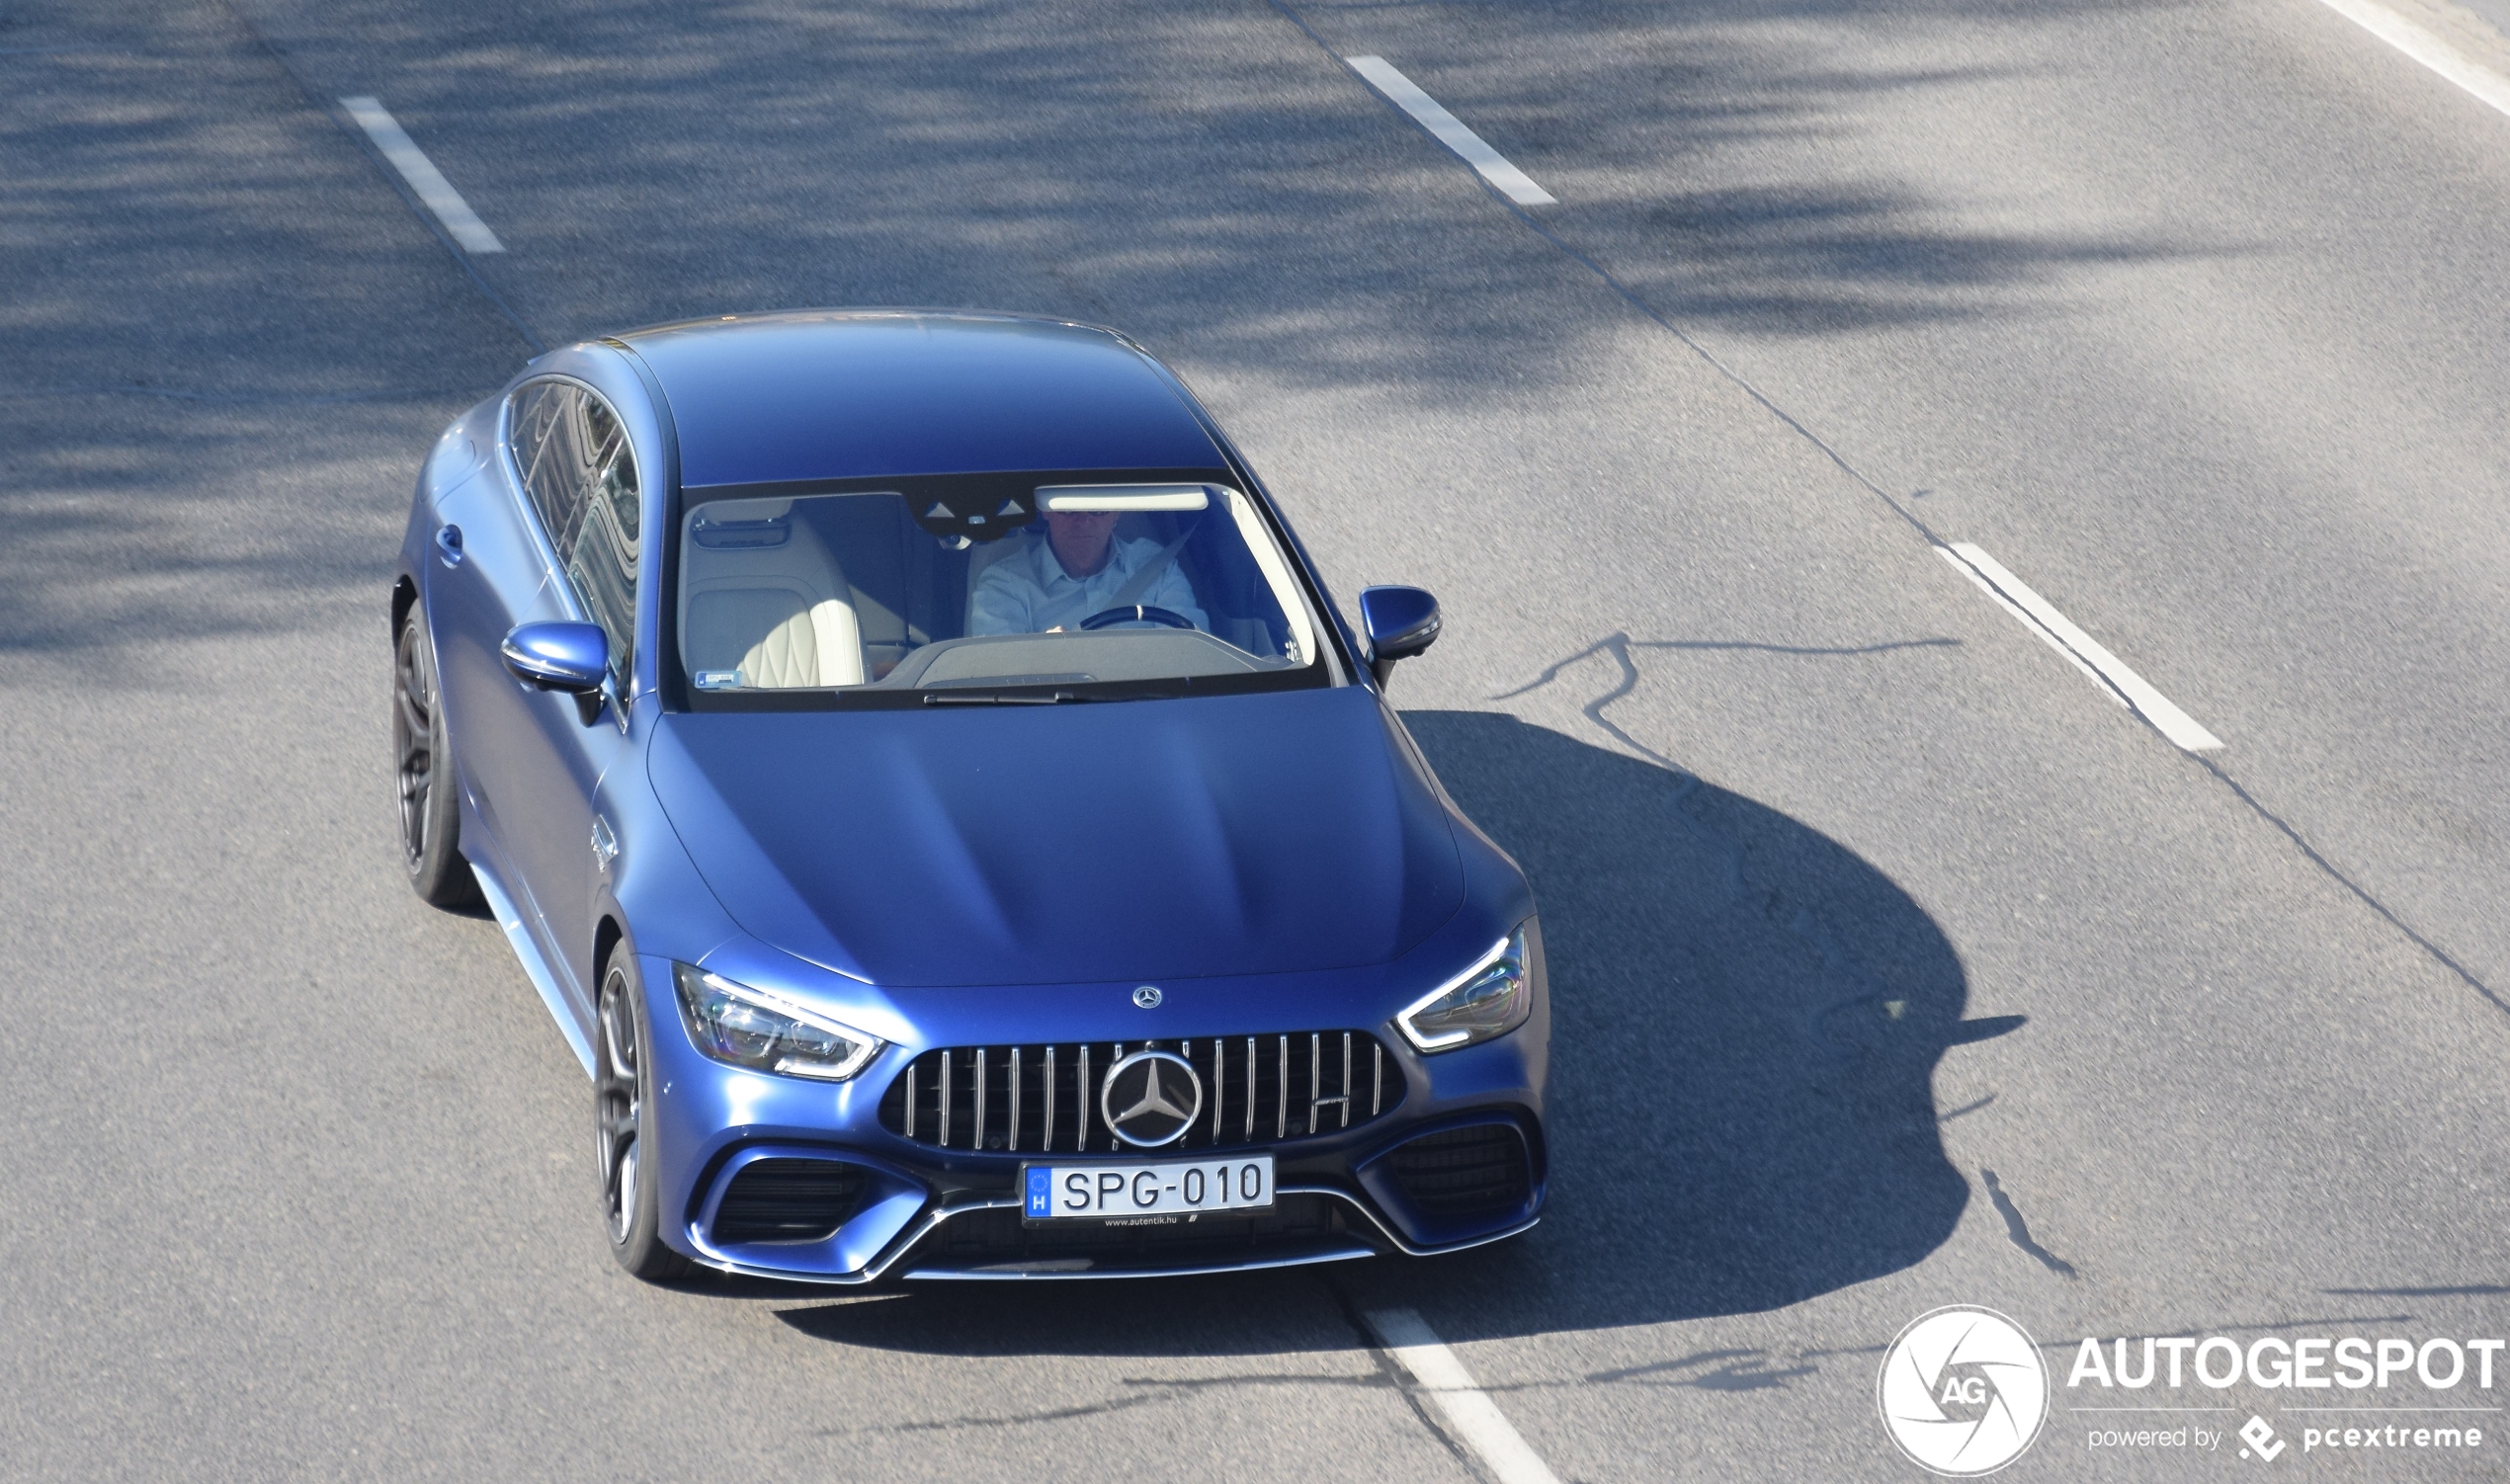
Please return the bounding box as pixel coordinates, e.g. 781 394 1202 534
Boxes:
1022 1155 1275 1224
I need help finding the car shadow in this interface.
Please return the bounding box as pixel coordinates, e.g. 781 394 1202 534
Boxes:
775 708 1986 1355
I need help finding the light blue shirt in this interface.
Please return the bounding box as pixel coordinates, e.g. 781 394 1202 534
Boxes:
967 535 1208 636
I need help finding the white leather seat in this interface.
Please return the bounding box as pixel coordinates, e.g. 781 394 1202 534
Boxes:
679 498 865 688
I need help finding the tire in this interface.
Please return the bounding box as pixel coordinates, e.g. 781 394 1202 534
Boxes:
597 951 695 1280
392 602 481 908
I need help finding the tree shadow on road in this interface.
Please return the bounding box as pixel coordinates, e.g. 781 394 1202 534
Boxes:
779 707 1991 1356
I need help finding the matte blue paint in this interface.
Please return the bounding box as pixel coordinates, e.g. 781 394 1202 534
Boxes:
621 312 1226 488
646 687 1463 988
398 312 1548 1283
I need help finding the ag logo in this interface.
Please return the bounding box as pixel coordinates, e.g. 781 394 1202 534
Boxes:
1879 1306 2050 1476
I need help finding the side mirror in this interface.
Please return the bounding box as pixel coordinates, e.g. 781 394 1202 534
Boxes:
502 620 610 695
1359 586 1441 688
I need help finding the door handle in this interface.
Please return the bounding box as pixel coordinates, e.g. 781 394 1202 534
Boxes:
435 524 464 567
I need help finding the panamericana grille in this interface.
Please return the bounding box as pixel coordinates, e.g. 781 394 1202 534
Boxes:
712 1158 868 1244
1385 1124 1531 1218
878 1032 1404 1153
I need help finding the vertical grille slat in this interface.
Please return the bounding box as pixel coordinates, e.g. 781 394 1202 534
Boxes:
880 1031 1405 1153
1306 1032 1319 1138
1275 1037 1289 1140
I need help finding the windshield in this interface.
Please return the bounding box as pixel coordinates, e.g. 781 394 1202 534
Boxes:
672 474 1332 707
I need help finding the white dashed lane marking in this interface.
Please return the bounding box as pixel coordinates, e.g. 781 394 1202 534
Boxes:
1938 541 2225 753
2310 0 2510 122
1345 56 1556 206
340 96 505 253
1363 1307 1564 1484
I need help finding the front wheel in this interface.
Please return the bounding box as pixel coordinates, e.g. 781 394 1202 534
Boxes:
393 602 479 907
597 952 693 1280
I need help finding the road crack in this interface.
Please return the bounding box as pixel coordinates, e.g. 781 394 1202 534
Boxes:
1980 1166 2079 1278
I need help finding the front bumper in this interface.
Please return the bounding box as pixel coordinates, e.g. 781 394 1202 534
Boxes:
643 954 1548 1282
678 1144 1542 1284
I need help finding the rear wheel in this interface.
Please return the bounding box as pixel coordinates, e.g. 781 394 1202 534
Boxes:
393 603 479 907
598 952 693 1280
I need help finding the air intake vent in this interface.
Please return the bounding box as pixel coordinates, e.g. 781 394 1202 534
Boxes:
878 1033 1405 1153
712 1159 868 1244
1385 1125 1530 1218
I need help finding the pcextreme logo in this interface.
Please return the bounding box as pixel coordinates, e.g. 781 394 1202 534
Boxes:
1879 1306 2051 1476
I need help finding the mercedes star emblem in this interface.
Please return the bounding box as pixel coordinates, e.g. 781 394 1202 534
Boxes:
1100 1049 1203 1147
1131 985 1163 1009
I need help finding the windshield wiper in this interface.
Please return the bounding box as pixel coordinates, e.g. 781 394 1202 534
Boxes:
920 688 1181 706
923 690 1066 705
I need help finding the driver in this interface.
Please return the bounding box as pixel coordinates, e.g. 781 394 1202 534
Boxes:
967 510 1208 636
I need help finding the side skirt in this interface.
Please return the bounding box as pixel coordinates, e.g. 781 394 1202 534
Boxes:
471 862 596 1077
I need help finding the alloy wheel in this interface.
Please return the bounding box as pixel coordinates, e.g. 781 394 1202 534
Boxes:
596 966 641 1246
392 620 436 869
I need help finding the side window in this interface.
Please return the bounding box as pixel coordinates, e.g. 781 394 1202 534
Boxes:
509 379 640 682
511 381 586 555
569 395 639 681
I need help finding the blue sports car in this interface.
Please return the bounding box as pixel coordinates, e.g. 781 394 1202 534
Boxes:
393 310 1548 1281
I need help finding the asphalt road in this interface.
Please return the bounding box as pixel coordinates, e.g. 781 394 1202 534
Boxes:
5 0 2508 1478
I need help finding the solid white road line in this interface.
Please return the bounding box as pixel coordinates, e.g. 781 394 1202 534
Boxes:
1345 57 1556 206
1939 542 2225 753
1363 1307 1564 1484
2310 0 2510 121
340 96 506 253
1934 545 2123 701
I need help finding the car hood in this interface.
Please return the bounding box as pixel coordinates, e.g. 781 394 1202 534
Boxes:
646 687 1464 988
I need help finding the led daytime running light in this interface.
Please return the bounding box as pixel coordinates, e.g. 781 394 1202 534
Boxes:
1396 927 1532 1052
671 963 884 1082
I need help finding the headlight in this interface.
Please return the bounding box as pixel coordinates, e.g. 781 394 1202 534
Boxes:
1396 924 1535 1052
671 963 884 1081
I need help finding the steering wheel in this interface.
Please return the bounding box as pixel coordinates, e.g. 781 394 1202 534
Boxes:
1078 605 1195 631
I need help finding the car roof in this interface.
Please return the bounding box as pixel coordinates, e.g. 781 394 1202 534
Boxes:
612 310 1228 488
